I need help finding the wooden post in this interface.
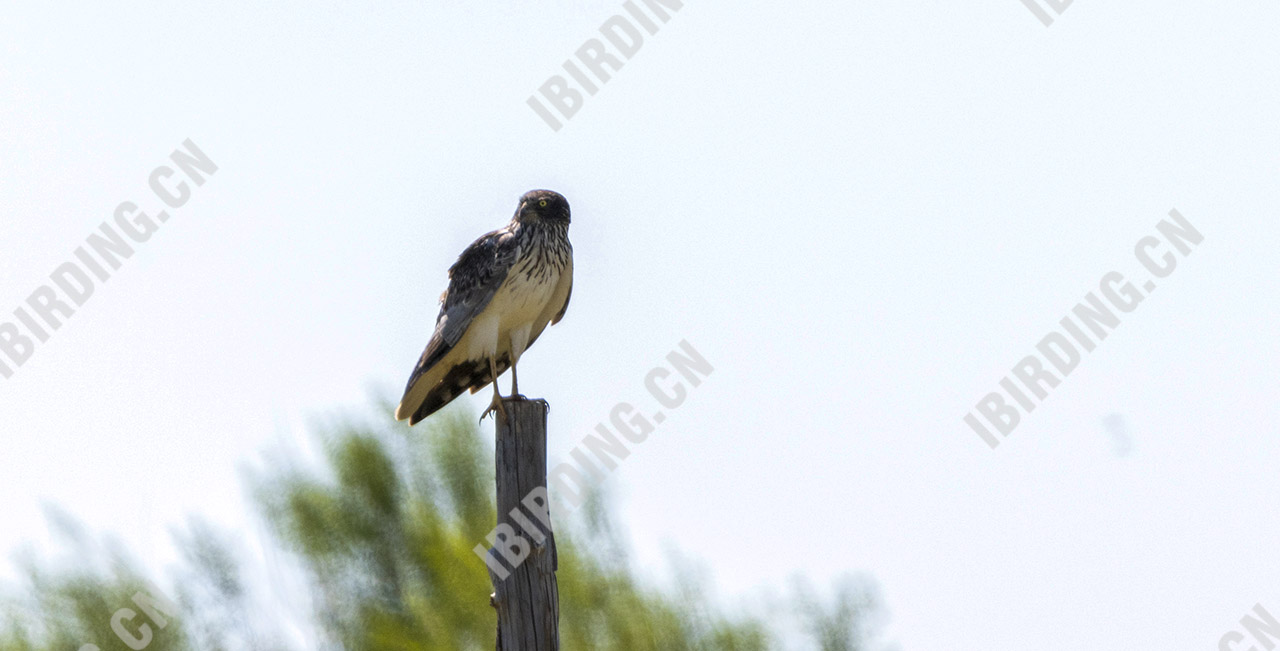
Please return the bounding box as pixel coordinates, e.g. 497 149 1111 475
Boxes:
487 398 559 650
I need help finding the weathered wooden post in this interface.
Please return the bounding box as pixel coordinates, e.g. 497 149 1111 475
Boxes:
487 398 559 650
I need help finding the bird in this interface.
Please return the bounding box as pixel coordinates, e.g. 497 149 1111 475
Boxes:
395 190 574 425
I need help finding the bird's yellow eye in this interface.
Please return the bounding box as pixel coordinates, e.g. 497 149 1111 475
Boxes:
539 200 548 207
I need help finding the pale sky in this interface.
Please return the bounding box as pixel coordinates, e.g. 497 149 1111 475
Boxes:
2 1 1279 649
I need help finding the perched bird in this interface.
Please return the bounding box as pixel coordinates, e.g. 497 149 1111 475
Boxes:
396 190 574 425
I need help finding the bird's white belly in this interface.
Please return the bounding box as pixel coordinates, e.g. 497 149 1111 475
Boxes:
464 263 561 362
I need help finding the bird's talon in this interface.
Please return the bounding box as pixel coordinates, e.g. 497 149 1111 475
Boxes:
482 393 508 422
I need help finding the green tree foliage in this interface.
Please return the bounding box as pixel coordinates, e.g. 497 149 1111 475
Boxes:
2 404 887 650
0 510 192 651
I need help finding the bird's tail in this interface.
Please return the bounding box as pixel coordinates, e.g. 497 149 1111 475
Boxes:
398 356 510 425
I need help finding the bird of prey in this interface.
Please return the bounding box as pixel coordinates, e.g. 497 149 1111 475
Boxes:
395 190 574 425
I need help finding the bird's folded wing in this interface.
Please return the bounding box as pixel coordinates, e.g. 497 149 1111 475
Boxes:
398 228 518 412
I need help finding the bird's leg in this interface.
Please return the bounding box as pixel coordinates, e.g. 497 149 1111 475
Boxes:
510 361 525 400
481 356 508 422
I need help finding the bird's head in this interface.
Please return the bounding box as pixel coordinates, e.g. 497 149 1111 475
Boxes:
515 189 571 224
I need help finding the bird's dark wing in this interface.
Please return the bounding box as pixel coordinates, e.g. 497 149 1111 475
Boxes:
396 227 518 421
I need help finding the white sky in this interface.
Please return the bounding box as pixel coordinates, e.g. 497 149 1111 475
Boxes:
2 1 1279 649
